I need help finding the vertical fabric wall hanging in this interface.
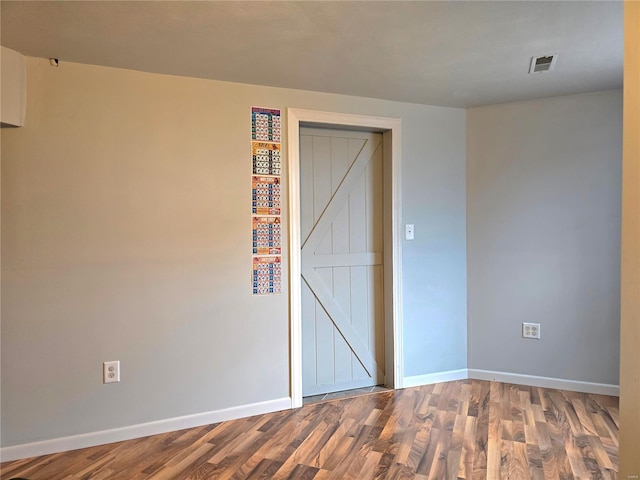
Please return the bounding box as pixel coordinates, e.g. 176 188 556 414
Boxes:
251 107 282 295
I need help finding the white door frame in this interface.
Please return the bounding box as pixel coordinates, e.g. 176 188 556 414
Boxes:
287 108 404 408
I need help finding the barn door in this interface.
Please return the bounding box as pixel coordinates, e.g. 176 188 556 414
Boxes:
300 127 385 397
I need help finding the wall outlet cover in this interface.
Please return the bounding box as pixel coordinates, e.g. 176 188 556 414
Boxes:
103 361 120 383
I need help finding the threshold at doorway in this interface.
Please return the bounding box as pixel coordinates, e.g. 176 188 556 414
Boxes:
303 385 390 405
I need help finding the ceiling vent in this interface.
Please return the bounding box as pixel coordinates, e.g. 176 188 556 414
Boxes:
529 54 558 74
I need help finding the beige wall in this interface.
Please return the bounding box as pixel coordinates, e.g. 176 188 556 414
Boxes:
1 57 467 449
620 2 640 477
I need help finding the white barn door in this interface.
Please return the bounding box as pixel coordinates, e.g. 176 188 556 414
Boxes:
300 127 385 397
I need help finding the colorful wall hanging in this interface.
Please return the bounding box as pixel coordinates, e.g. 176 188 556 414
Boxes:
251 107 282 295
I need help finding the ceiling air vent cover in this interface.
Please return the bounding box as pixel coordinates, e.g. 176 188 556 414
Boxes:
529 54 558 74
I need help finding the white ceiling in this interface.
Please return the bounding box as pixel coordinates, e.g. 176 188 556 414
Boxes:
0 1 623 108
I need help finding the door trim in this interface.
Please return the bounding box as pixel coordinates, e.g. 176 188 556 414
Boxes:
287 108 404 408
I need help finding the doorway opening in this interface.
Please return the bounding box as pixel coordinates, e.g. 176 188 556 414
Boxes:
287 109 404 408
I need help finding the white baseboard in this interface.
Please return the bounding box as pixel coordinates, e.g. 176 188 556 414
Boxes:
1 370 619 462
403 368 619 396
403 369 469 388
0 397 292 463
468 369 620 396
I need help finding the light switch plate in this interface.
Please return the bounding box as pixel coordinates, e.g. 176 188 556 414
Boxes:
405 224 415 240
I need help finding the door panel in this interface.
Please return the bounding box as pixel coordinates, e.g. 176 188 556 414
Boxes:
300 127 385 396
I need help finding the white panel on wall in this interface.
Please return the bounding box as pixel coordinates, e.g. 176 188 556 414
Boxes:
1 46 26 127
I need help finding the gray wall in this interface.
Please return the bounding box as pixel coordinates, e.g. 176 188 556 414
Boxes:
4 56 621 452
403 112 467 376
1 58 467 446
467 90 622 384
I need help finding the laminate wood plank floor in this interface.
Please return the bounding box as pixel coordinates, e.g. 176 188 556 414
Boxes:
1 380 619 480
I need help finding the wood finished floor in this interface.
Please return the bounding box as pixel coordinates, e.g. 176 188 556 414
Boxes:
1 380 619 480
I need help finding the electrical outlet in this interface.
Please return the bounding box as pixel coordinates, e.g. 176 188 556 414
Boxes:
103 361 120 384
522 323 541 339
